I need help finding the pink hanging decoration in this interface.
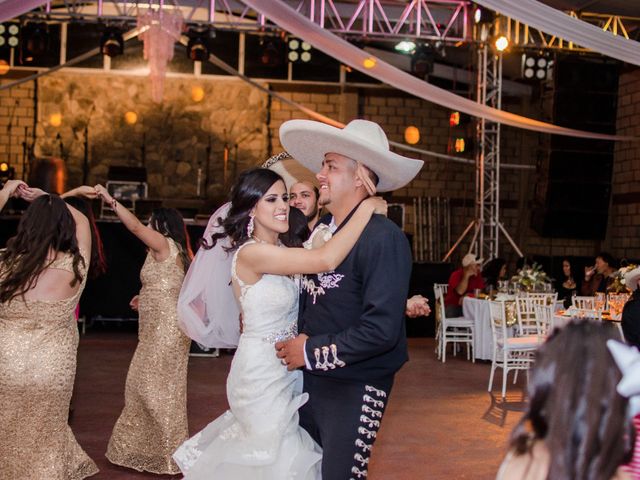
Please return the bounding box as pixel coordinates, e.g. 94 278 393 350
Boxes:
137 9 184 103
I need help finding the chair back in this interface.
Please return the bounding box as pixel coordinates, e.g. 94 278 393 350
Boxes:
433 284 446 324
533 304 554 335
573 296 595 309
527 292 558 306
434 283 449 295
489 300 508 347
515 297 540 335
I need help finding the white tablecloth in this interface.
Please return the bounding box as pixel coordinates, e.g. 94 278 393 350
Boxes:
462 297 493 361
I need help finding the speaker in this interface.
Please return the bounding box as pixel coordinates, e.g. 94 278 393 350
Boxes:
532 57 619 239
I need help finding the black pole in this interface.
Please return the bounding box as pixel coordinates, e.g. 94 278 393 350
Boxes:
204 134 211 194
141 132 146 166
82 123 89 184
21 126 28 181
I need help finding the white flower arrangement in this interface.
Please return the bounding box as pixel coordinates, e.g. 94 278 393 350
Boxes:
511 263 551 291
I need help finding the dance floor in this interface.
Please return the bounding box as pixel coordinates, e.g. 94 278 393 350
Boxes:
72 331 527 479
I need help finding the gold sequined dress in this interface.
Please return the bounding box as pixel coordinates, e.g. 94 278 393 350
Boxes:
0 250 98 479
106 238 190 474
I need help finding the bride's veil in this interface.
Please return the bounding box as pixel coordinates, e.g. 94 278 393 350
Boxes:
177 202 240 348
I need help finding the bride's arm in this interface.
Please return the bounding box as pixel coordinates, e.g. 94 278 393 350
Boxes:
240 197 386 277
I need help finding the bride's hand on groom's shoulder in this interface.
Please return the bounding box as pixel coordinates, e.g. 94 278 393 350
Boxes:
275 334 309 371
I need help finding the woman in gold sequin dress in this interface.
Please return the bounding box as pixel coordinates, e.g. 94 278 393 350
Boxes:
95 184 193 475
0 189 97 479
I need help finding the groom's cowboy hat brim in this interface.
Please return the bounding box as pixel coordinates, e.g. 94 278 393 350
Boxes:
279 119 424 192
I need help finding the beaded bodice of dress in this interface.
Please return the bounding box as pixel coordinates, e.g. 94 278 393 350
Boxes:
139 238 184 296
231 240 299 342
0 250 87 327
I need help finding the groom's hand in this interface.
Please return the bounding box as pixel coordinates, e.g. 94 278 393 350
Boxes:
275 334 308 371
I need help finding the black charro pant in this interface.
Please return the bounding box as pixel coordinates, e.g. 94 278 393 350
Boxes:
300 372 394 480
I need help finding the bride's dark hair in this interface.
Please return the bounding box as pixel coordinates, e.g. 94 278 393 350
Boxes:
204 168 285 251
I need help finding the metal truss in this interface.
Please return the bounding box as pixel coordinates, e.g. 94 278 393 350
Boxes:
498 12 640 52
22 0 472 43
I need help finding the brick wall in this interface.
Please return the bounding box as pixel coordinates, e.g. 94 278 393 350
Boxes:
606 68 640 259
0 78 36 180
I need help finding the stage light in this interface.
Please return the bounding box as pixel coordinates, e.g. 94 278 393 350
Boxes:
394 40 416 54
474 7 494 25
49 113 62 127
260 38 284 67
0 161 14 182
449 112 460 127
191 85 205 102
454 138 466 153
494 35 509 52
186 30 210 62
411 44 434 78
363 57 376 69
287 38 312 63
0 60 10 75
0 161 8 172
521 53 552 81
124 111 137 125
100 26 124 57
21 23 49 63
404 126 420 145
0 23 20 49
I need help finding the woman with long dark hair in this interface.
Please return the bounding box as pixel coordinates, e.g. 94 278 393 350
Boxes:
555 257 579 308
92 184 193 475
498 320 633 480
0 188 98 478
173 168 385 479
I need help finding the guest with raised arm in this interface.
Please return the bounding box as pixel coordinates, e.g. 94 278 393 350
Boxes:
0 179 27 211
94 184 193 475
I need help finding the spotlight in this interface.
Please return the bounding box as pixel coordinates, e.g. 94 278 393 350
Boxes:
411 44 434 78
394 40 416 54
404 126 420 145
21 22 49 63
100 26 124 57
449 112 460 127
521 53 552 81
494 35 509 52
454 137 466 153
363 57 377 69
287 38 312 63
474 7 495 25
260 38 284 67
186 30 211 62
0 23 20 48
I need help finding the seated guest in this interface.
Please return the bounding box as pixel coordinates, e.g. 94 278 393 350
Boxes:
444 253 485 317
497 320 633 480
621 266 640 478
482 257 506 294
556 257 579 308
581 252 617 296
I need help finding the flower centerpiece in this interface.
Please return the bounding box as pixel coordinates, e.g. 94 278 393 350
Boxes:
607 264 636 294
511 263 551 292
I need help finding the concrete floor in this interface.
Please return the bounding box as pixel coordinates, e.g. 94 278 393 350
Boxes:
71 332 527 479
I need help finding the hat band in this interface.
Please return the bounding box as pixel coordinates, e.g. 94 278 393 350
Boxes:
356 162 377 196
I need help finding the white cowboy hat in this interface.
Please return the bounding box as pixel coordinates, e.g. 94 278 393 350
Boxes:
624 266 640 291
279 119 424 192
261 151 318 190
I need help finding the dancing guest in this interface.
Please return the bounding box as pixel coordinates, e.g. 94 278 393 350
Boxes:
174 168 386 478
497 321 632 480
0 188 98 479
556 257 579 308
582 252 617 296
95 185 193 475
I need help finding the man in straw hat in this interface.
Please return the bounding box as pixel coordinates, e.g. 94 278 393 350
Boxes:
275 119 423 479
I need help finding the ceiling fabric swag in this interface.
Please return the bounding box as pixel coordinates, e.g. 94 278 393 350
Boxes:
240 0 635 142
0 0 46 23
473 0 640 67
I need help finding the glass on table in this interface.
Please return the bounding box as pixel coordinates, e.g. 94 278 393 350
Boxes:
594 292 606 312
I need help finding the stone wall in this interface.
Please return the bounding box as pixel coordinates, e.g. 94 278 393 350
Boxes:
36 72 268 199
0 79 36 180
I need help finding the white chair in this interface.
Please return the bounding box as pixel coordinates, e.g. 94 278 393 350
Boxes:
434 284 475 363
488 301 541 398
533 304 554 335
515 297 542 336
572 296 595 309
527 292 558 306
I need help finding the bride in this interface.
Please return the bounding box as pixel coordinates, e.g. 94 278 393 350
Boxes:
173 167 385 479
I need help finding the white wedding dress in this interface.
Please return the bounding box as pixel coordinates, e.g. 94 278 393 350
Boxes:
173 241 322 479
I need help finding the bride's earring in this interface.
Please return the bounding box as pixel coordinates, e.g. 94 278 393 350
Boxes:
247 215 255 237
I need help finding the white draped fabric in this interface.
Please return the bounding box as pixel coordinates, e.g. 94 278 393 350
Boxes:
474 0 640 67
241 0 634 142
0 0 46 23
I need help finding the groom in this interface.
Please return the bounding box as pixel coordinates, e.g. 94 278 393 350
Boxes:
276 119 423 479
